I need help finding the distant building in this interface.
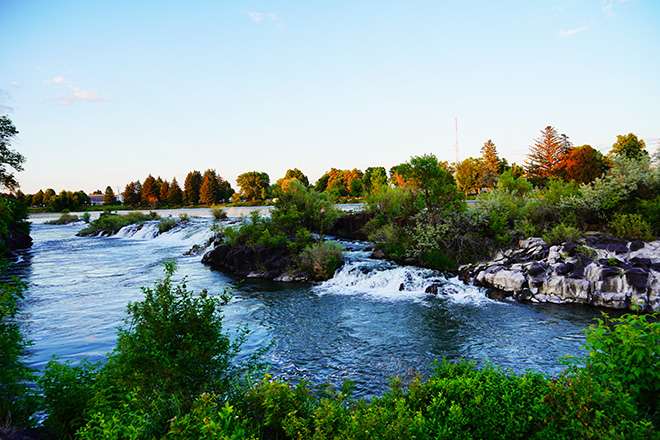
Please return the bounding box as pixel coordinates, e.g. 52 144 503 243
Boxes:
89 194 104 206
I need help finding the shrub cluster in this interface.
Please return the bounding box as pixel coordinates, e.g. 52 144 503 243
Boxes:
45 212 81 225
77 211 159 237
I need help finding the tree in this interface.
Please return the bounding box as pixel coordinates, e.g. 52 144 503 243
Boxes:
103 186 116 205
167 178 183 206
122 182 140 207
480 139 500 189
43 188 56 206
0 116 26 192
236 171 270 201
556 145 608 184
32 189 44 206
455 157 485 195
141 175 159 207
363 167 388 194
199 169 219 205
159 180 170 202
216 176 234 202
609 133 647 160
183 171 202 205
389 163 413 186
283 169 309 187
525 126 568 184
407 154 464 213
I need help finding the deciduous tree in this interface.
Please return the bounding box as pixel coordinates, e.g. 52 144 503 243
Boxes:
608 133 648 160
455 157 485 195
236 171 270 201
556 145 608 183
0 116 26 192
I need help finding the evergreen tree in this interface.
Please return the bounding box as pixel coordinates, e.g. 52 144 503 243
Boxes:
183 170 202 205
199 169 219 205
141 175 158 207
159 180 170 203
103 186 116 205
122 182 140 207
480 139 500 189
167 178 183 206
525 126 567 184
153 177 164 203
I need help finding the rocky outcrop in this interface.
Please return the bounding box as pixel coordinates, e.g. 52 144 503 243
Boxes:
459 235 660 311
201 242 299 280
326 211 372 241
6 227 32 252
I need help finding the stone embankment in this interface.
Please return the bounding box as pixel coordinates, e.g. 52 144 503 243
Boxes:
459 235 659 311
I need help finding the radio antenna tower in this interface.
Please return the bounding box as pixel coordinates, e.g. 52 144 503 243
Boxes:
454 116 459 164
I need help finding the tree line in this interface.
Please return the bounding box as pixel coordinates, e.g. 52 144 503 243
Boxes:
23 126 653 211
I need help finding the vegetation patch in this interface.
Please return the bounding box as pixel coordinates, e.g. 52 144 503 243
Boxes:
45 212 81 225
77 211 159 237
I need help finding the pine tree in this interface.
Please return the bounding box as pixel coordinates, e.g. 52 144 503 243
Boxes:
199 169 219 205
525 126 568 184
122 182 140 207
159 180 170 202
183 170 202 205
167 178 184 206
480 139 500 189
103 186 116 205
141 175 158 206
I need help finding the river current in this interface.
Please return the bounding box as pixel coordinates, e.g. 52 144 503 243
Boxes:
14 207 602 397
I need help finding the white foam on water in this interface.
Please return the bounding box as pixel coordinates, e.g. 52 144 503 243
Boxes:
314 258 492 305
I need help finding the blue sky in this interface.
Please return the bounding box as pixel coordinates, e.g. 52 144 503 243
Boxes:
1 0 659 193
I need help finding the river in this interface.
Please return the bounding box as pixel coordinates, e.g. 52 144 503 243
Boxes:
13 207 602 397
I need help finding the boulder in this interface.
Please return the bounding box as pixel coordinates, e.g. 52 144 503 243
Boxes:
202 243 294 280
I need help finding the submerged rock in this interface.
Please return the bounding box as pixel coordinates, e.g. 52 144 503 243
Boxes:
460 235 660 312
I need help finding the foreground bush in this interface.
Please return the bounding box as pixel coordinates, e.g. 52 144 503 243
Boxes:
34 264 658 439
77 211 159 236
42 263 250 438
0 271 36 429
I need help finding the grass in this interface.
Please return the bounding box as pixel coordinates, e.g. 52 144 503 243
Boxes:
77 212 159 237
45 213 81 225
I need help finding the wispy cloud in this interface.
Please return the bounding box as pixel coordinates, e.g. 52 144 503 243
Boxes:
559 26 589 37
46 75 105 105
247 11 278 24
602 0 630 16
47 75 66 85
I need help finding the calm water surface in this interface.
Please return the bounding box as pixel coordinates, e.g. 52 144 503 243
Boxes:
14 208 602 397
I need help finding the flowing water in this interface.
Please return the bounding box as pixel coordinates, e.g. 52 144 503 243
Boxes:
14 208 603 397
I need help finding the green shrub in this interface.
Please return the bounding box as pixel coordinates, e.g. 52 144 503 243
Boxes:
81 212 91 223
45 212 80 225
636 196 660 235
77 212 158 237
224 212 290 250
608 213 654 241
542 223 581 245
368 223 410 262
158 217 178 234
407 211 494 270
211 206 227 221
297 241 344 281
178 213 189 222
166 393 253 439
62 262 249 438
40 359 99 438
578 313 659 424
575 245 597 259
496 170 533 195
272 180 339 237
0 274 36 428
